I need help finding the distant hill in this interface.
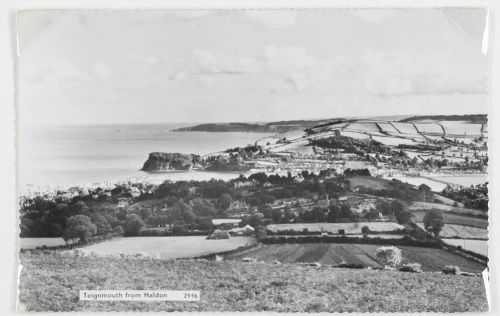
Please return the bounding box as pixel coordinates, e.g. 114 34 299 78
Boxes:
174 114 488 133
399 114 487 124
173 119 332 133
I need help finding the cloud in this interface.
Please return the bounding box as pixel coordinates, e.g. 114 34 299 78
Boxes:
244 11 297 28
264 46 338 92
170 72 187 81
89 62 112 80
199 75 214 85
189 47 345 92
191 50 261 75
361 51 417 96
118 54 159 65
20 59 113 83
52 60 89 81
360 50 486 96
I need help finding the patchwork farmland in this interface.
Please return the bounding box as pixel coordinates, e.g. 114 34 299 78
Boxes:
226 243 486 273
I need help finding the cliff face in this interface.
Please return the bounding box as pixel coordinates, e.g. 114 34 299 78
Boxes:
141 152 251 172
141 152 201 171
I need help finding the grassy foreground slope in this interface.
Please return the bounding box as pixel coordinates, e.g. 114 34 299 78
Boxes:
19 251 487 312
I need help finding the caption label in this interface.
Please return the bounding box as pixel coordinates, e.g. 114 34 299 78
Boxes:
79 290 200 301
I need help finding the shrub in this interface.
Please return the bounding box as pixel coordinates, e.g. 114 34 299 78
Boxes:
399 263 422 273
442 265 461 275
361 226 370 236
256 227 268 239
207 229 230 240
376 246 402 268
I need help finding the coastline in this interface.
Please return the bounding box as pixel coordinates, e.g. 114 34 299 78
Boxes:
19 170 252 199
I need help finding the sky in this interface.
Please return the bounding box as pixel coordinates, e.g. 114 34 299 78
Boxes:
17 9 489 125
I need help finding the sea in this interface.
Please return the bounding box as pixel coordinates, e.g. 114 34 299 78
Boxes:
18 123 272 191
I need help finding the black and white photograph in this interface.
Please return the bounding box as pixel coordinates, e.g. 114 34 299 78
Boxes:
15 8 491 312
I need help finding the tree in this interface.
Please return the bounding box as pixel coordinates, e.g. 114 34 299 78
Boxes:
376 246 402 268
218 193 233 211
90 214 112 235
340 204 352 219
258 204 273 219
104 214 121 228
171 199 193 223
182 210 196 224
249 172 268 184
240 213 264 228
63 215 97 243
69 201 88 216
124 214 145 236
418 184 433 201
390 200 406 215
423 209 444 236
282 207 295 223
149 215 169 227
271 209 283 224
395 210 414 225
192 198 216 217
311 207 326 222
193 217 214 231
327 204 340 222
46 222 63 236
140 208 153 221
113 225 124 236
375 200 391 215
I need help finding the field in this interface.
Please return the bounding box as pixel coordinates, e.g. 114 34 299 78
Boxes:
416 223 487 240
376 122 399 134
391 122 419 134
344 161 373 169
371 135 419 146
443 239 488 256
409 201 484 216
424 135 446 142
346 176 393 190
79 236 256 259
410 210 488 229
383 175 447 192
346 122 380 132
414 123 443 134
287 145 316 155
340 131 371 140
20 238 67 249
266 222 404 234
430 174 488 187
226 244 486 273
18 251 488 312
441 122 483 136
212 218 241 225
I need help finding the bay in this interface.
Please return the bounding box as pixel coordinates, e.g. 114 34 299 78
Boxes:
19 123 271 188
